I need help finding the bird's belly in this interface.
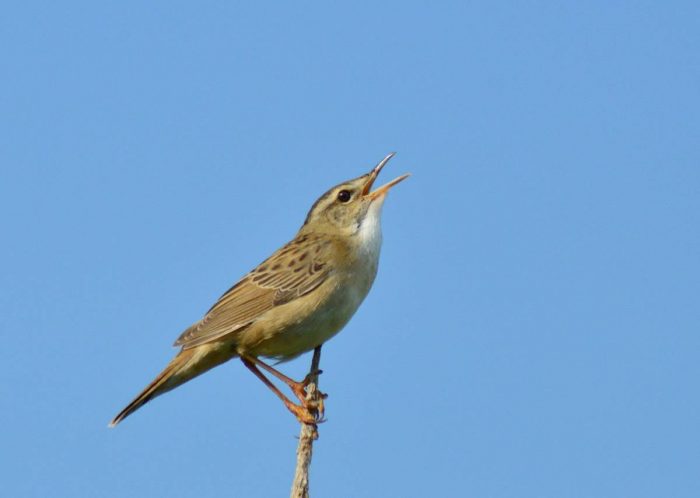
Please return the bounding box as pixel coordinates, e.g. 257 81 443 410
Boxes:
242 270 375 361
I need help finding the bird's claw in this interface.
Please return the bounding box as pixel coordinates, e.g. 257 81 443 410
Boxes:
291 379 327 424
289 371 325 405
305 392 327 421
301 369 323 387
286 401 326 425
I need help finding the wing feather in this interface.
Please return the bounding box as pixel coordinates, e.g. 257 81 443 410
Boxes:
174 235 331 349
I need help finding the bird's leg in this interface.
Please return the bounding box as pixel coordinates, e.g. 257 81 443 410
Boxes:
240 356 319 425
241 354 326 420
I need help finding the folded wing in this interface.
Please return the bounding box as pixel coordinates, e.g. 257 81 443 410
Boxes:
174 235 331 349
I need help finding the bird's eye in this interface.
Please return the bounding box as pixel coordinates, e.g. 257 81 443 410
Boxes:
337 190 352 203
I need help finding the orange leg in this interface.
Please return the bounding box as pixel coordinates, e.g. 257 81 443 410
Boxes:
240 356 323 425
243 354 325 404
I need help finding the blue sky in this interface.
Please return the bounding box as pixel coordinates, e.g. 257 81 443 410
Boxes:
1 2 699 497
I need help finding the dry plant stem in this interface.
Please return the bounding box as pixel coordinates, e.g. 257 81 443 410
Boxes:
290 346 323 498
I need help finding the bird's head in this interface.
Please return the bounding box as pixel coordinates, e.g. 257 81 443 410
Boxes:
300 153 410 237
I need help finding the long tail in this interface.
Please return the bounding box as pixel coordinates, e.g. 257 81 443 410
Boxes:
109 346 231 427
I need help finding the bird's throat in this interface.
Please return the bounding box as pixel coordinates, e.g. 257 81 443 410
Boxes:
355 198 384 263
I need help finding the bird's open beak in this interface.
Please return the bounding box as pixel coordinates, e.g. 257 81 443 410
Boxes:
362 152 411 200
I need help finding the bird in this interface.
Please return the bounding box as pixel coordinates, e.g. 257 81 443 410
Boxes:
109 153 409 427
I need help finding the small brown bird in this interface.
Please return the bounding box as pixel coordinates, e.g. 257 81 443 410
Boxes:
109 153 409 427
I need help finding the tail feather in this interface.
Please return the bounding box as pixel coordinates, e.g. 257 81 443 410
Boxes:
109 346 231 427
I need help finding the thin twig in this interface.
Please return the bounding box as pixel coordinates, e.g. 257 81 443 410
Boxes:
290 346 323 498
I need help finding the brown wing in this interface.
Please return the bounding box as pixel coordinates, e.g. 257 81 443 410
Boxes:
174 234 332 350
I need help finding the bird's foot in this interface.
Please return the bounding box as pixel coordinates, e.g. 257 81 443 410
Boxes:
304 391 327 422
240 354 327 425
283 399 326 425
302 369 323 385
288 371 327 420
287 369 322 397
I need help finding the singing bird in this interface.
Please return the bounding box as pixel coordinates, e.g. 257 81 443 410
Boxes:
110 153 409 427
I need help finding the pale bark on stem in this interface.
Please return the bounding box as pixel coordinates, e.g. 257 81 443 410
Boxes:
290 346 322 498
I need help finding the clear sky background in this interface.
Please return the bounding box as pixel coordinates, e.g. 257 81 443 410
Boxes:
1 2 698 497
